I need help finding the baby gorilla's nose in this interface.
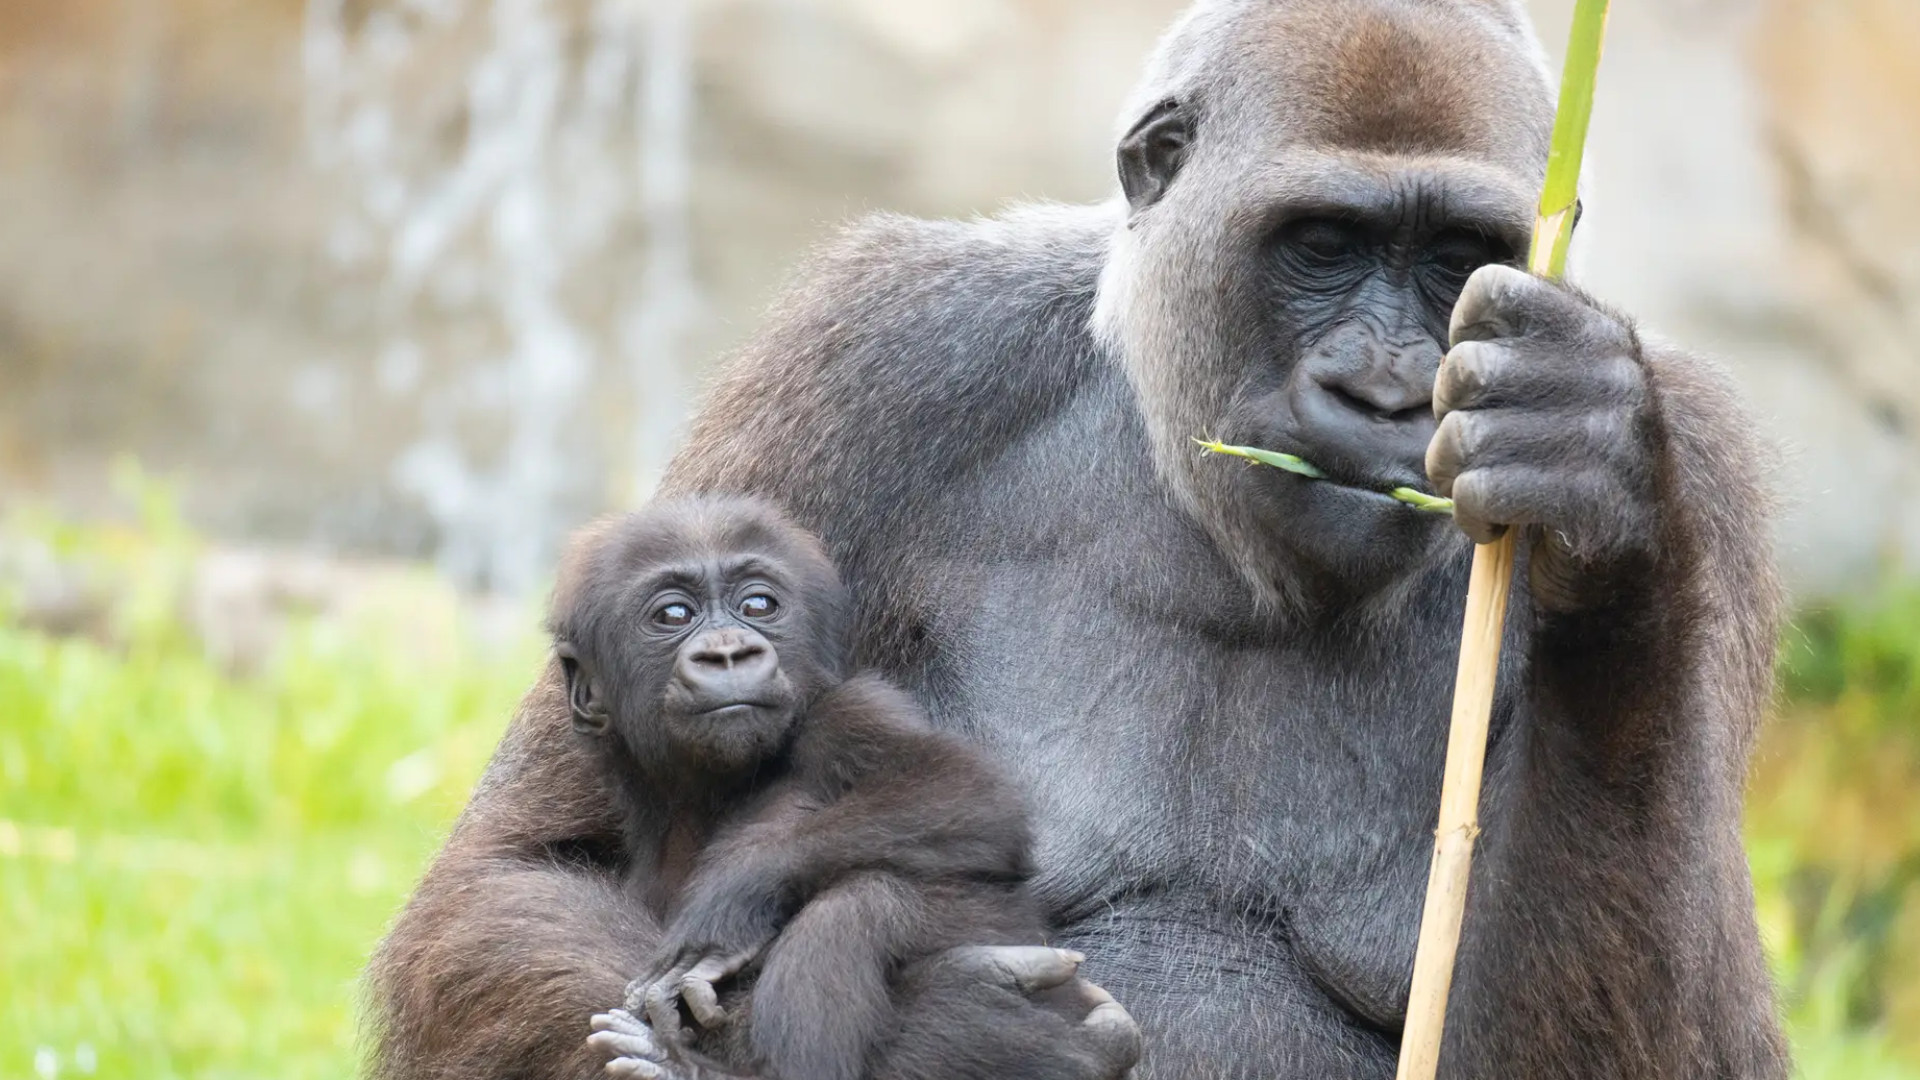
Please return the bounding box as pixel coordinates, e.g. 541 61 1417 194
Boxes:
676 628 780 707
689 630 769 671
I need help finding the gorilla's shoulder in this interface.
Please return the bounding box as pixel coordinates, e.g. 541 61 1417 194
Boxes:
765 201 1116 370
664 202 1121 503
812 202 1116 284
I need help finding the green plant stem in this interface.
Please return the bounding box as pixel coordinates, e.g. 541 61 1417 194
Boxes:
1396 4 1612 1080
1192 439 1456 515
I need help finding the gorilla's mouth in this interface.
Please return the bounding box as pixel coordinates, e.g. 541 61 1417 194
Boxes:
1310 471 1452 514
1195 439 1450 514
1320 471 1423 499
695 702 779 720
1323 479 1405 501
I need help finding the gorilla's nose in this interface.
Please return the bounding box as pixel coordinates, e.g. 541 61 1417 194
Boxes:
676 627 780 705
1317 364 1431 420
1290 340 1439 481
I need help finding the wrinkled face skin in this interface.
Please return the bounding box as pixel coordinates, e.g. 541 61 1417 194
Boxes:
1097 0 1556 607
549 498 849 786
1216 161 1530 568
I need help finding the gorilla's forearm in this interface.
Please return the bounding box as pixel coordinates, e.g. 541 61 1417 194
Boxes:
367 676 658 1080
1524 341 1780 781
367 855 655 1080
1441 344 1786 1077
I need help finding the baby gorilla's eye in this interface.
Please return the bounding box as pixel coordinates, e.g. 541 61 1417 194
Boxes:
654 602 693 627
739 594 779 619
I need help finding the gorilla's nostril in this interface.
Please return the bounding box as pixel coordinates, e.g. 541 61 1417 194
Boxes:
1317 377 1432 424
692 641 769 671
1329 385 1377 417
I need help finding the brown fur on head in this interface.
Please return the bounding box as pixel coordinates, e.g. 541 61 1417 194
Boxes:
1094 0 1556 611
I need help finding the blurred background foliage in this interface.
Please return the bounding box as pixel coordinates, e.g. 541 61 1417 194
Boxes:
1 481 1916 1079
0 478 540 1080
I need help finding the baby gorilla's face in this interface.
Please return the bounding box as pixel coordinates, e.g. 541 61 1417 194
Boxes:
551 498 850 785
632 560 803 774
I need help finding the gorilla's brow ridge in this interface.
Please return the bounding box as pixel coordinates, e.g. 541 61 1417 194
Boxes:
1241 152 1536 247
613 553 792 603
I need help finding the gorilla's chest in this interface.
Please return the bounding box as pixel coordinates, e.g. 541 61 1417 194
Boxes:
903 554 1469 1029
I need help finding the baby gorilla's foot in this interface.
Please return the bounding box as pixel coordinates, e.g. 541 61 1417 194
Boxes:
630 946 759 1043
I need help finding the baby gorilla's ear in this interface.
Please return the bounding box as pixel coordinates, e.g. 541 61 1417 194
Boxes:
556 644 611 735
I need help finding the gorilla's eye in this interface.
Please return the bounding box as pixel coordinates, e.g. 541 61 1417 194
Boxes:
1282 218 1362 265
739 594 779 619
654 602 694 627
1426 230 1506 279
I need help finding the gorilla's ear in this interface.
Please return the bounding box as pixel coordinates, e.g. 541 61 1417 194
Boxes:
1117 99 1194 213
556 644 610 735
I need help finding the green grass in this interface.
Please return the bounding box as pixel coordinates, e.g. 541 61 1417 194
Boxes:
1 499 1916 1078
0 489 542 1079
0 614 540 1080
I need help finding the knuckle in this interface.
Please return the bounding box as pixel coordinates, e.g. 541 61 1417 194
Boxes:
1582 409 1626 454
1436 410 1479 468
1436 342 1485 407
1466 262 1525 300
1451 468 1489 508
1603 353 1649 404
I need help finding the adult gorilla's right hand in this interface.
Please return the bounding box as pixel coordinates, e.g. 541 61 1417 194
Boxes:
875 945 1141 1080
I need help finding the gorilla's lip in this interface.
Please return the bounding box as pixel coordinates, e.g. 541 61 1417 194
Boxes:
1327 474 1435 502
693 701 781 720
1259 443 1431 504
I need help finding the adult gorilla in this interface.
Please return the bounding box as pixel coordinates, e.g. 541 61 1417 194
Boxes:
369 1 1789 1077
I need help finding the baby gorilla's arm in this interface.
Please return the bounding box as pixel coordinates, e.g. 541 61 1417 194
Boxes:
637 674 1034 1037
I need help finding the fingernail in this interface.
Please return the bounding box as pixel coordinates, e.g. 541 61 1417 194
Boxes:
1060 949 1086 964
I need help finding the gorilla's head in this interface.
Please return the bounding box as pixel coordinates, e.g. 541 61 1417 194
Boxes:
548 497 851 789
1094 0 1557 608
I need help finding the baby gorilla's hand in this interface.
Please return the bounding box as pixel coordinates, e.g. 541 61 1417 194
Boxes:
630 943 765 1045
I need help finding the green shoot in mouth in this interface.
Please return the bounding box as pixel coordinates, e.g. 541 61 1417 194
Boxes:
1193 439 1456 515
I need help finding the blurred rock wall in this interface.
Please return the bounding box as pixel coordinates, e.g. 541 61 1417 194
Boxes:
0 0 1914 594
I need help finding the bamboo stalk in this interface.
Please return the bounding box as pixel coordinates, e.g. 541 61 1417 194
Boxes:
1392 5 1612 1079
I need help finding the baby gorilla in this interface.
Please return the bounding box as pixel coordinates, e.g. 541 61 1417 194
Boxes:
549 497 1070 1080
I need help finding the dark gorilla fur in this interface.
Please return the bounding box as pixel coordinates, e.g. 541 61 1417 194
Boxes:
545 497 1128 1080
368 2 1789 1078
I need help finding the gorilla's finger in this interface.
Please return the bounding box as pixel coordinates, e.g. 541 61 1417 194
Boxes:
1434 340 1503 419
604 1056 665 1079
940 945 1084 994
1080 997 1144 1077
682 948 754 1028
588 1030 668 1063
589 1010 669 1061
1447 468 1520 545
1425 410 1478 497
1449 264 1544 346
1430 408 1634 496
1437 339 1644 420
1450 465 1632 548
643 971 689 1045
681 979 724 1029
591 1009 655 1037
